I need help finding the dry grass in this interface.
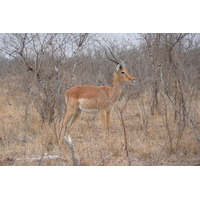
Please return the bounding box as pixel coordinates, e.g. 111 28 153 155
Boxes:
0 78 199 166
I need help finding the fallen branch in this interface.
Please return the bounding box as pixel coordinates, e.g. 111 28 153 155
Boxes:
15 155 60 161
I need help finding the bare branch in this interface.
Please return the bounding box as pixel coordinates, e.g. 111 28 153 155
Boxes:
64 136 79 166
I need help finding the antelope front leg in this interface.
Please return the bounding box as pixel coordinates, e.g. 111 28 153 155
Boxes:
100 109 107 136
106 111 111 136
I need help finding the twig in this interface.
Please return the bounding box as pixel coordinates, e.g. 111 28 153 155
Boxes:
64 136 79 166
119 96 132 166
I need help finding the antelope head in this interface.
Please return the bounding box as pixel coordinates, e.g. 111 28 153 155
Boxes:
105 48 136 85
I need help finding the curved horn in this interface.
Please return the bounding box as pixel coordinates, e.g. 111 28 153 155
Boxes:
105 49 120 65
107 47 125 67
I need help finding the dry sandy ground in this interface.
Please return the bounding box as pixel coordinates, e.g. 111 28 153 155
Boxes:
0 80 199 166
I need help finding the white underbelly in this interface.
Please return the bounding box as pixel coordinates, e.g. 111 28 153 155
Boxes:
79 106 99 114
78 98 100 114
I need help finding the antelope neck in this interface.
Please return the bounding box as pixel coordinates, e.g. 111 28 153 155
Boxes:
110 75 122 102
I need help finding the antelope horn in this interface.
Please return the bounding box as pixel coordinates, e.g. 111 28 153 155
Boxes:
105 49 120 65
107 47 125 67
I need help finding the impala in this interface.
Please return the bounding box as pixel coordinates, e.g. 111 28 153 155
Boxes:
60 48 136 137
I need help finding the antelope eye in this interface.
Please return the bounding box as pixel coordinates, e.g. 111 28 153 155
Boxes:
121 71 126 74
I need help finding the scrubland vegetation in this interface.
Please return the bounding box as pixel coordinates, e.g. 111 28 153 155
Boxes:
0 33 199 166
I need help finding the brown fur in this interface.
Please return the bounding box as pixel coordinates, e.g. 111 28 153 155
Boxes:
60 66 135 136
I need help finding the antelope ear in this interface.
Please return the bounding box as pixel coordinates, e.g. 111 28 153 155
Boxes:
116 64 122 72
